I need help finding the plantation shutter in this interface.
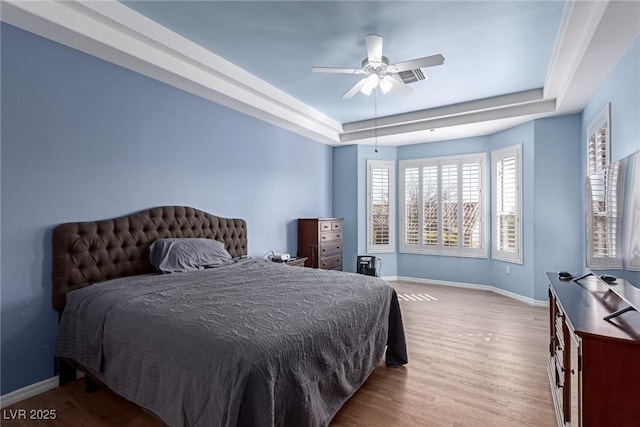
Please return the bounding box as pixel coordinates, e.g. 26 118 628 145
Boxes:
367 160 395 253
497 156 517 251
587 104 610 175
588 127 608 175
587 162 622 267
441 164 458 247
422 166 438 247
371 168 389 245
462 162 482 249
404 167 420 246
492 145 522 263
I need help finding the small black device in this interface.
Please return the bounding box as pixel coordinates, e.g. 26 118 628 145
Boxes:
558 271 573 280
600 275 617 284
357 256 377 277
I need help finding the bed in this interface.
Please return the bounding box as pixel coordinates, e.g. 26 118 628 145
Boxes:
52 206 407 427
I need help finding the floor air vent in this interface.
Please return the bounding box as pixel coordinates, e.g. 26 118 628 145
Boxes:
397 293 438 302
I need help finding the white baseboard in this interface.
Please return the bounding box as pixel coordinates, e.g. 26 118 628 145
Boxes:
394 276 549 307
0 376 59 409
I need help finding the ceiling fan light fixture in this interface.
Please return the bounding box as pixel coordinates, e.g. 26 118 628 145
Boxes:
379 76 393 94
360 82 374 96
360 73 380 96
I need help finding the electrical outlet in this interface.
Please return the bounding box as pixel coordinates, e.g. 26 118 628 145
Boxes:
506 266 511 274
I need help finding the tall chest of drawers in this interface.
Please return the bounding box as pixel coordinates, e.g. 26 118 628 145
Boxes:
298 218 343 270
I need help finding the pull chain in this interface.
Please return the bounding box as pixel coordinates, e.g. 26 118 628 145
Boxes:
374 0 381 154
374 88 378 153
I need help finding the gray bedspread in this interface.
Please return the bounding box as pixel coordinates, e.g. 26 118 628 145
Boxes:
55 261 407 427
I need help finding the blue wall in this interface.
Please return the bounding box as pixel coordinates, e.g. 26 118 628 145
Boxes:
332 145 358 273
0 24 332 395
531 116 583 300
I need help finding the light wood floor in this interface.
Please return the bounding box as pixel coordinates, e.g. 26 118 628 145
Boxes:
3 281 556 427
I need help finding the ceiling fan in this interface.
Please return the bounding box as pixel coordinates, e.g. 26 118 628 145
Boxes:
312 34 445 99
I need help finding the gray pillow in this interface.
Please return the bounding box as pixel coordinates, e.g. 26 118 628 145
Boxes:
149 238 232 273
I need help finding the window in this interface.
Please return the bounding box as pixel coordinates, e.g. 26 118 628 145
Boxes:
367 160 395 253
400 153 486 257
585 103 619 269
492 144 522 264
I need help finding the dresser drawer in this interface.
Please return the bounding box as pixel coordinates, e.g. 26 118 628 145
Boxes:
319 221 333 232
318 220 342 232
320 231 341 242
320 254 342 270
320 241 342 257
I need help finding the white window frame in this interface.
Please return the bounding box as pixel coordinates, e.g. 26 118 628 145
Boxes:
399 153 487 258
367 160 395 253
492 144 523 264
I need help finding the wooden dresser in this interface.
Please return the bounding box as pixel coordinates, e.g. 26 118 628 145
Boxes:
546 272 640 427
298 218 343 270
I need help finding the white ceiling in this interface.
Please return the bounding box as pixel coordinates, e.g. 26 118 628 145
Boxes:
2 1 639 146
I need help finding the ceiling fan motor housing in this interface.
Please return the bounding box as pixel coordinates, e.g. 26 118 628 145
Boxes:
362 56 391 75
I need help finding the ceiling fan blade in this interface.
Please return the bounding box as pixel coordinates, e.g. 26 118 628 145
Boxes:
342 78 368 99
385 76 413 96
365 34 383 63
393 54 445 72
312 67 364 74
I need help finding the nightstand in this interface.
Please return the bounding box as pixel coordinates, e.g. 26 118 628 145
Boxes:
282 257 308 267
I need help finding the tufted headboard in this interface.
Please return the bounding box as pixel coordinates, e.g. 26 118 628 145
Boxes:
52 206 247 311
